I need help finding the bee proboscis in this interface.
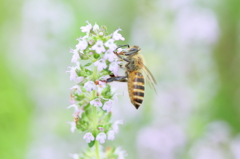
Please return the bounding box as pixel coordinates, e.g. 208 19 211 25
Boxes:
107 45 157 109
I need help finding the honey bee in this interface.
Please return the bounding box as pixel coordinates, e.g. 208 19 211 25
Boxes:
107 45 157 109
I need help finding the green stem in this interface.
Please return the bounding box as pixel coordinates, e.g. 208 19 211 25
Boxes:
93 94 100 159
95 141 100 159
92 66 100 159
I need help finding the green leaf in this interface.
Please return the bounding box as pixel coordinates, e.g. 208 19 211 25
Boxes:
84 103 90 110
77 120 89 131
84 62 92 67
101 85 113 98
77 66 93 77
94 53 100 59
75 94 85 101
85 69 93 75
100 69 112 77
88 140 95 148
79 53 89 60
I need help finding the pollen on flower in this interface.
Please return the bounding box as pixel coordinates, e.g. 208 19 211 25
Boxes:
92 40 106 54
94 58 107 71
96 132 107 144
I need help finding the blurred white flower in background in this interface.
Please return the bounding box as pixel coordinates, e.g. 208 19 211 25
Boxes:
107 130 115 140
189 121 232 159
174 8 219 45
230 135 240 159
137 122 186 159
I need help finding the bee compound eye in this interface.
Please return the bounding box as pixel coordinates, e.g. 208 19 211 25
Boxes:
129 48 137 52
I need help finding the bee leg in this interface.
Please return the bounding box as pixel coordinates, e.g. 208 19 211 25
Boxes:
116 44 130 49
114 53 130 62
106 76 127 83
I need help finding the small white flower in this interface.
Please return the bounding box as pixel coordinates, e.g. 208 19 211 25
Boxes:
98 80 107 88
117 48 123 53
71 85 82 95
109 61 120 76
96 132 107 144
67 104 84 118
67 66 78 81
115 147 128 159
75 77 84 84
112 120 123 133
84 81 96 92
76 38 88 51
107 130 115 140
104 39 117 50
67 104 79 110
67 121 76 133
70 154 79 159
112 28 125 41
98 127 104 131
70 94 76 104
90 98 103 107
102 100 113 112
83 132 95 143
80 21 92 33
70 48 79 63
104 49 117 62
94 58 107 71
92 41 106 54
93 23 99 32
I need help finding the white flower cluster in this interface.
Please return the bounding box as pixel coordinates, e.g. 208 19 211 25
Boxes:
67 21 127 159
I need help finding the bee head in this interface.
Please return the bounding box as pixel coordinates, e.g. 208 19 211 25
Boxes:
125 46 140 56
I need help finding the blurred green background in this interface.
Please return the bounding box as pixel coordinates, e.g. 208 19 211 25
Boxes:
0 0 240 159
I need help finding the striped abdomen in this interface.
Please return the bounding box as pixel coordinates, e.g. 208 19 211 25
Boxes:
128 71 145 109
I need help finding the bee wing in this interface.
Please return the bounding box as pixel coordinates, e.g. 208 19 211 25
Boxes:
138 57 157 94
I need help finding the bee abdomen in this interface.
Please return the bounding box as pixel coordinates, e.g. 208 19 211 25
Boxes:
128 72 145 109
